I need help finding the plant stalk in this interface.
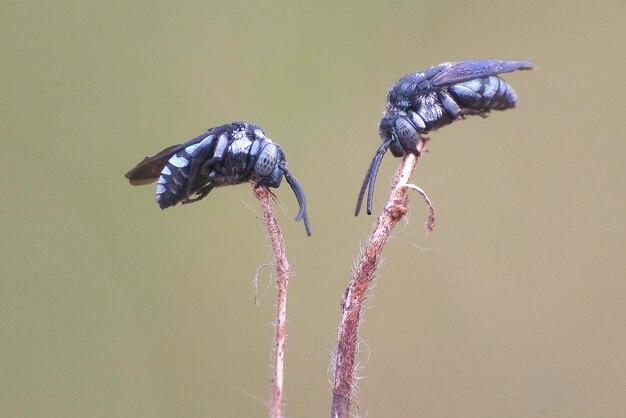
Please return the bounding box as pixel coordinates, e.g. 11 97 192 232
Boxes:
254 185 291 418
330 138 428 418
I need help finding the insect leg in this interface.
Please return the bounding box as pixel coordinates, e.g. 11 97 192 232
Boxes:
438 90 462 119
199 132 230 171
182 183 215 205
184 157 206 197
184 133 228 199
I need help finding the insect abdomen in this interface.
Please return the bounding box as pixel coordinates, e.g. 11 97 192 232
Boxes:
156 151 192 209
417 75 519 132
447 75 518 113
156 135 216 209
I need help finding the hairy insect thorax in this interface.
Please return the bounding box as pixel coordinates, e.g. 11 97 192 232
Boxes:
210 133 255 182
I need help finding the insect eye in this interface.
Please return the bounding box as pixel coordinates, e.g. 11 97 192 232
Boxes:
255 144 279 176
394 117 419 143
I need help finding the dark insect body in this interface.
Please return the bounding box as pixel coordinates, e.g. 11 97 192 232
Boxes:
125 121 311 236
355 59 533 216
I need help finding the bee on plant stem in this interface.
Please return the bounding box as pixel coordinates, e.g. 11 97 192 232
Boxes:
125 121 311 236
355 59 533 216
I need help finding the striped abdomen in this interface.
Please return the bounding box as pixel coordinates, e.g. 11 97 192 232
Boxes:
416 75 518 133
156 135 216 209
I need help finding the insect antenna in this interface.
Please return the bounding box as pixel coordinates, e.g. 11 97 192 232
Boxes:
355 140 391 216
281 164 312 236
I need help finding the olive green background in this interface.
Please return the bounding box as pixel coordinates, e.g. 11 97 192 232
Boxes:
2 1 625 417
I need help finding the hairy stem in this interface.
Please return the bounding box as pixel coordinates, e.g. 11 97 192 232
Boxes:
254 185 291 418
330 139 427 418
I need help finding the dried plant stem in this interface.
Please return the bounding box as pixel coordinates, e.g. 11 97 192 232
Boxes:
254 185 291 418
330 139 427 418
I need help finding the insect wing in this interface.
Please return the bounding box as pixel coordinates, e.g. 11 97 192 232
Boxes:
124 130 216 185
424 60 533 90
125 143 187 185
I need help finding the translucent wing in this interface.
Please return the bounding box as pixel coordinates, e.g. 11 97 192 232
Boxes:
124 143 186 185
422 59 533 90
124 126 224 186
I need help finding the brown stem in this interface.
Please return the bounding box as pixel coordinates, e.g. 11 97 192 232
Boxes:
330 139 427 418
254 185 291 418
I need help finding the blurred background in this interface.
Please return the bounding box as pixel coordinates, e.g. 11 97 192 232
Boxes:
2 1 625 417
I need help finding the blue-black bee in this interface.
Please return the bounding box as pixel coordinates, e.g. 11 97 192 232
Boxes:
355 59 533 216
125 121 311 236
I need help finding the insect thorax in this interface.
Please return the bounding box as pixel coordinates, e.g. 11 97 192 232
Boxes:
209 136 256 184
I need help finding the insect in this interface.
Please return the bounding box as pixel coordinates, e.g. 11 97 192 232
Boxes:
355 59 533 216
125 121 311 236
